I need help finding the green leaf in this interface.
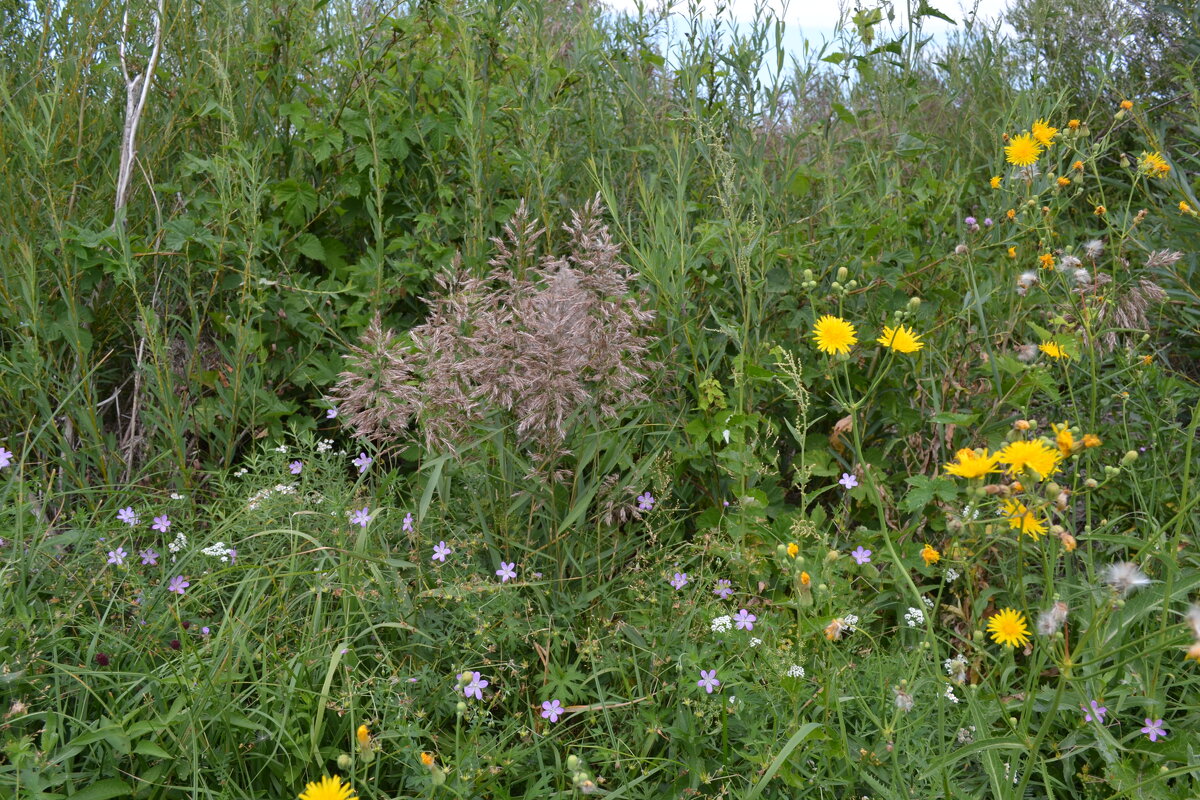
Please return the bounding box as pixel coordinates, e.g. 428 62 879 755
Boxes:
296 233 326 262
916 1 955 24
902 474 957 513
132 740 171 759
65 779 133 800
931 411 978 425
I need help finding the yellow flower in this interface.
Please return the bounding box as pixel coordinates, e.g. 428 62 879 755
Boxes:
1068 119 1080 129
1031 119 1058 146
1059 531 1077 552
1137 151 1170 178
356 724 370 747
944 448 1000 479
421 752 436 767
990 175 1002 189
1181 201 1196 215
1082 433 1101 448
1140 354 1153 366
1007 246 1017 258
299 775 358 800
1004 133 1043 166
1005 208 1016 221
824 618 846 641
997 439 1061 480
1002 499 1047 540
1038 253 1054 269
920 544 940 566
1057 176 1071 187
987 608 1031 648
1039 341 1068 360
1120 99 1133 110
786 542 799 558
1073 160 1084 171
811 315 858 356
1052 423 1075 457
1094 205 1106 215
800 570 811 586
876 324 924 354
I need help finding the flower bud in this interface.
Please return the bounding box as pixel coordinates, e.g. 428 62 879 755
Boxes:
836 266 849 282
1084 478 1098 489
908 297 921 310
567 755 581 770
1121 450 1139 465
825 549 840 563
803 269 814 282
337 753 352 770
456 701 467 715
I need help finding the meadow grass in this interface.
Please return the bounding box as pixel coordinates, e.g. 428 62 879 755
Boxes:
1 0 1200 797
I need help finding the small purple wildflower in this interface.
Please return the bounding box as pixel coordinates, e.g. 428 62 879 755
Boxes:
432 541 451 562
637 492 656 511
139 548 159 566
984 217 994 226
670 572 689 590
697 669 720 694
0 446 12 469
460 672 489 700
152 515 171 533
734 609 757 631
839 473 859 490
850 545 872 565
117 507 140 526
964 216 977 226
496 561 517 582
713 579 733 599
352 452 372 473
540 699 564 722
326 406 338 419
403 512 415 532
107 547 128 566
350 507 370 527
167 575 190 595
201 626 211 636
289 460 302 475
1083 700 1106 723
1140 718 1166 742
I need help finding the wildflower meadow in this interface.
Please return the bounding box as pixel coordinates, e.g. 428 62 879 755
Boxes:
2 0 1199 797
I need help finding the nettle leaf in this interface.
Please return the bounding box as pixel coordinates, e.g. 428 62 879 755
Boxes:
902 474 957 513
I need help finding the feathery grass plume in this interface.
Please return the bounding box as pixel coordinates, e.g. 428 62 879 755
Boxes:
328 315 420 443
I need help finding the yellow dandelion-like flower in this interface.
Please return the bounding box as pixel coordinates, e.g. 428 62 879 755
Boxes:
1031 119 1059 146
1137 151 1170 178
420 752 436 767
1002 498 1047 540
1057 176 1071 187
356 724 370 747
997 439 1061 480
990 175 1002 189
1039 341 1069 360
1073 160 1084 171
299 775 358 800
987 608 1031 649
1007 246 1017 258
786 542 799 558
1094 205 1106 215
1038 253 1054 269
1181 201 1196 215
1068 119 1080 129
811 315 858 356
944 448 1000 479
1052 422 1075 457
1004 133 1043 167
800 570 811 586
920 544 940 566
1082 433 1101 448
876 324 924 354
1120 99 1133 111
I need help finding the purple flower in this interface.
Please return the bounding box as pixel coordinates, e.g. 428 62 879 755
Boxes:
152 515 171 533
637 492 656 511
838 473 859 490
540 699 564 722
107 547 128 566
734 609 757 631
139 548 159 566
289 460 302 475
0 446 12 469
117 507 139 526
201 626 211 636
964 216 977 226
402 512 414 532
850 546 872 565
1140 718 1166 742
1083 700 1106 723
713 579 733 600
496 561 517 582
460 671 489 700
984 217 994 226
326 406 338 419
432 541 451 562
350 507 370 527
670 572 689 590
167 575 190 595
352 452 372 473
697 669 720 694
227 548 237 564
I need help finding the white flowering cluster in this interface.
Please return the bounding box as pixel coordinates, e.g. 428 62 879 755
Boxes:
200 541 236 562
273 444 288 453
904 607 924 627
711 615 732 633
944 654 968 684
843 614 859 631
167 532 188 554
273 483 296 495
922 596 934 609
945 567 961 583
316 438 335 454
247 483 297 509
956 726 976 744
786 664 805 678
944 685 960 703
749 637 762 648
